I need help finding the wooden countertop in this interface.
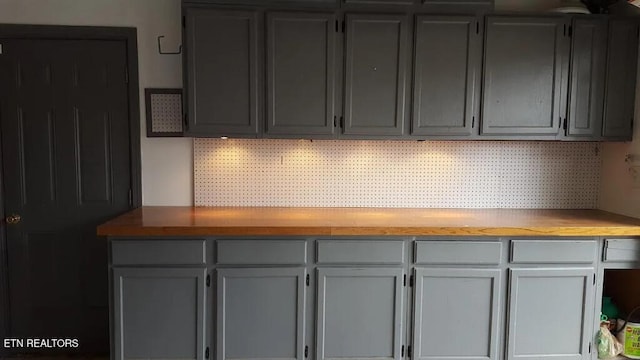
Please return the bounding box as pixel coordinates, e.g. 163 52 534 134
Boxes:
97 207 640 237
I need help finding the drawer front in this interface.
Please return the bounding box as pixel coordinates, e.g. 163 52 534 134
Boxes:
111 239 206 265
510 239 597 264
414 241 502 265
216 239 307 265
604 239 640 262
316 239 405 264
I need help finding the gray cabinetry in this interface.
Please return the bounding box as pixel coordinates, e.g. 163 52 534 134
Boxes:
481 16 568 137
185 8 260 137
216 267 307 360
412 15 480 137
316 267 404 360
602 18 639 140
112 267 207 360
343 14 409 136
266 12 337 137
506 268 594 360
566 17 607 138
412 268 502 360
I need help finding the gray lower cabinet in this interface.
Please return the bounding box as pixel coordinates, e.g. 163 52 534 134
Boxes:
184 8 260 137
316 267 404 360
343 14 409 136
112 267 207 360
265 12 337 137
506 268 595 360
412 268 502 360
412 15 481 137
481 16 568 137
602 18 639 140
216 267 307 360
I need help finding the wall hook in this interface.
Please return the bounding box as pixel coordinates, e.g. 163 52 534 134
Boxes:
157 36 182 55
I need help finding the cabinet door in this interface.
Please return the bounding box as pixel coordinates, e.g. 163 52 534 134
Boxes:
412 16 480 136
217 268 306 360
266 12 336 137
316 267 404 360
185 8 260 137
567 18 607 137
413 268 501 360
344 14 409 136
602 19 639 139
482 16 567 136
507 268 595 360
112 268 206 360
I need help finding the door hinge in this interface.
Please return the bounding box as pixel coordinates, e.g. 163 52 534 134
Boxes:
589 342 592 353
563 118 567 130
182 16 186 28
206 274 211 287
306 274 310 286
409 275 414 287
335 20 339 32
334 115 337 128
184 112 188 126
304 345 309 358
476 21 479 34
568 25 572 37
472 116 476 128
125 67 129 84
340 116 344 128
128 189 133 207
593 274 596 285
401 345 405 357
403 274 406 287
407 345 412 358
205 346 210 359
342 21 345 33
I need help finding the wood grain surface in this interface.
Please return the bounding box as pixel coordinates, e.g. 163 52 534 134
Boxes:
96 207 640 236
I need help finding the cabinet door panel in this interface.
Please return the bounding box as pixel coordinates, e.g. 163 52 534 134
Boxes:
603 19 639 139
217 268 306 360
316 267 404 360
266 12 336 136
412 16 480 136
185 8 260 136
344 14 408 136
413 268 501 360
482 16 566 136
112 268 206 360
507 268 594 360
567 18 606 137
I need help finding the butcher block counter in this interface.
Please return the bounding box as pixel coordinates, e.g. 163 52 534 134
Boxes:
97 206 640 236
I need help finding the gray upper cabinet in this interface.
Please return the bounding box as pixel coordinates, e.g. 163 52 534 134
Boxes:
506 268 594 360
265 12 337 137
316 267 404 360
566 17 607 138
112 267 207 360
216 267 306 360
343 14 409 136
412 16 481 137
482 16 567 137
185 8 260 137
413 268 501 360
602 18 639 140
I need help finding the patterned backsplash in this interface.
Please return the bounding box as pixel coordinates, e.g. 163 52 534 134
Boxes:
194 139 601 208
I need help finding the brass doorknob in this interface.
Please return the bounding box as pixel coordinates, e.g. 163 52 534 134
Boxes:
6 214 21 224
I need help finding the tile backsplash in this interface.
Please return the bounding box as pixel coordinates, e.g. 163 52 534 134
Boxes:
194 139 601 208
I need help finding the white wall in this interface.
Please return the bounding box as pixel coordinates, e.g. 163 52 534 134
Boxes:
0 0 192 206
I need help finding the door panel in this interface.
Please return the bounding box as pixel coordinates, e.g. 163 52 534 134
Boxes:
0 38 132 353
217 268 306 360
344 14 408 136
507 268 594 360
266 12 336 136
413 268 501 360
412 16 480 136
316 267 404 360
567 18 606 137
482 16 566 136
